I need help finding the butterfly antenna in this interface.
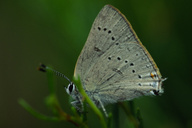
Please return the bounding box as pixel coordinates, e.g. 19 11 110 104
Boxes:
38 63 72 83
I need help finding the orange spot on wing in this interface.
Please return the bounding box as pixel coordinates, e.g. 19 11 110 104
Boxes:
150 73 155 79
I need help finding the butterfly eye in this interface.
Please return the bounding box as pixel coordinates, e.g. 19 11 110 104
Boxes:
69 83 73 93
66 82 75 94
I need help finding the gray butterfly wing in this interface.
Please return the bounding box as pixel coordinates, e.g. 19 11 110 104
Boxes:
74 5 163 104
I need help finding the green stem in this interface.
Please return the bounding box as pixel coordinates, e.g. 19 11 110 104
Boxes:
73 76 107 128
18 99 59 121
112 104 119 128
129 101 135 116
119 102 139 127
136 108 143 128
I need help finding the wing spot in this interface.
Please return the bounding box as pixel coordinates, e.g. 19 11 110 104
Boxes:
130 63 134 66
116 43 119 45
108 57 111 60
138 83 141 86
103 28 107 31
138 75 142 79
98 27 101 31
136 53 139 56
117 57 121 60
108 30 111 34
112 37 115 40
125 60 128 63
132 70 136 73
150 72 156 79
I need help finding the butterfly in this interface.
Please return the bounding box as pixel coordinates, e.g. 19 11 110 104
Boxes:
40 5 165 117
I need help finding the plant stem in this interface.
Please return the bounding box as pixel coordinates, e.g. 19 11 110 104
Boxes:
73 76 107 128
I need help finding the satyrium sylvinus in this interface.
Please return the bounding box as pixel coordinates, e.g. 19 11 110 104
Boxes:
64 5 165 116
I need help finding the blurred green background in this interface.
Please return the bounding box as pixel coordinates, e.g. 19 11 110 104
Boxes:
1 0 192 128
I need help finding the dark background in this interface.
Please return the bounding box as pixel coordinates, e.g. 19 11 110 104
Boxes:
1 0 192 128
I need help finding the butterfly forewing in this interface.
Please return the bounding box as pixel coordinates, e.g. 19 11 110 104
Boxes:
74 5 138 83
74 5 162 102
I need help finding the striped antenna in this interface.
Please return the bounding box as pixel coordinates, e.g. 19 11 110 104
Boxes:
38 63 71 83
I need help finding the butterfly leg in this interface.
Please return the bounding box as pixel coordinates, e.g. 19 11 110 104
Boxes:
97 98 108 117
71 101 82 112
77 95 84 111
